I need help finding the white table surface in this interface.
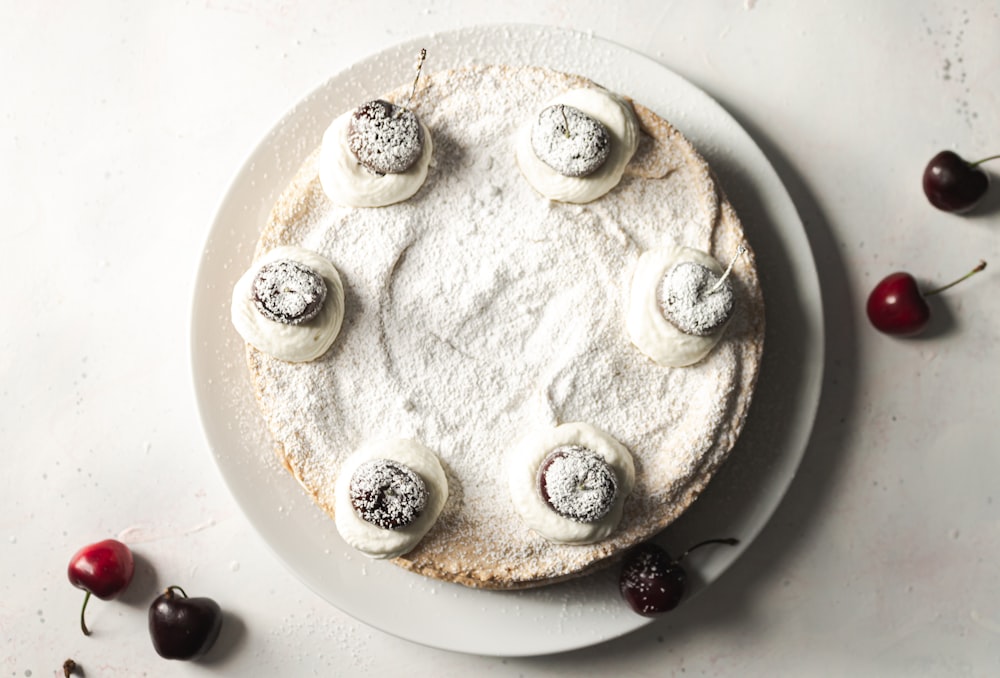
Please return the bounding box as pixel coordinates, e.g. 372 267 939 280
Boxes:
3 2 999 675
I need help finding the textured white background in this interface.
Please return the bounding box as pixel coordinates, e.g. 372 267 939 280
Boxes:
3 1 999 675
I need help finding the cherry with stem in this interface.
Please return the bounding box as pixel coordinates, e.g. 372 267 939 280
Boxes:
619 537 739 616
867 260 987 336
923 150 1000 213
149 585 223 660
67 538 135 636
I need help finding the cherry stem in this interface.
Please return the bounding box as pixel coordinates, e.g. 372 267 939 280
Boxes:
924 260 987 297
63 659 78 677
165 585 189 599
678 537 739 562
560 106 571 138
79 590 92 636
970 154 1000 168
709 245 747 294
403 48 427 111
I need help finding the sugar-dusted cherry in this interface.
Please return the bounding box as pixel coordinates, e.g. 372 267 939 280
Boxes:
347 48 428 176
923 150 999 213
537 444 618 523
348 99 424 175
530 104 611 177
349 458 428 530
619 538 738 616
866 260 987 336
659 246 744 337
149 586 223 661
67 538 135 635
252 258 327 325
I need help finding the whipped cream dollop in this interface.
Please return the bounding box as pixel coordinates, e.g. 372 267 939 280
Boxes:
516 87 639 203
507 422 635 544
231 246 345 362
319 106 433 207
627 246 733 367
334 438 449 559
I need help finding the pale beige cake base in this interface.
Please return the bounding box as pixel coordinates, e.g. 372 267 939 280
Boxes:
243 65 764 589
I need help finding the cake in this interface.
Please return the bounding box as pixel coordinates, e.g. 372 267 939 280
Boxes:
232 63 765 589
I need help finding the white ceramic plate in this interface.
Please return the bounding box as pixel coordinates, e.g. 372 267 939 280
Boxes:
190 24 824 656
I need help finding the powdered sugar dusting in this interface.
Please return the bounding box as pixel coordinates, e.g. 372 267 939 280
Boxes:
246 65 764 587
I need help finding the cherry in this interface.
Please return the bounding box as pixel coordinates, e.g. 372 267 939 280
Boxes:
537 445 618 523
619 538 738 616
252 259 327 325
348 100 424 175
923 150 999 213
349 458 428 530
149 586 223 661
67 538 135 636
866 260 987 336
660 246 744 337
347 49 428 176
660 262 734 336
530 104 611 177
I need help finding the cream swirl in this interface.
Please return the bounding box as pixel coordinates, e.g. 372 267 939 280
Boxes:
319 107 433 208
334 439 448 559
627 246 732 367
507 422 634 544
515 87 639 203
231 246 345 362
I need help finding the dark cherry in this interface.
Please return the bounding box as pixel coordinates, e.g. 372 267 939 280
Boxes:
349 458 428 530
252 259 327 325
530 104 611 177
866 261 986 336
659 247 744 337
923 150 997 213
659 261 734 336
348 99 424 175
149 586 223 661
67 538 135 636
619 538 738 616
537 445 617 523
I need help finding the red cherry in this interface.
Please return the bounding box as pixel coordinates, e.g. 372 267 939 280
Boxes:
867 261 987 336
865 272 929 336
67 538 135 636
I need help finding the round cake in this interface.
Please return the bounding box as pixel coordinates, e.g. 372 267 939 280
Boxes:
239 64 764 589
